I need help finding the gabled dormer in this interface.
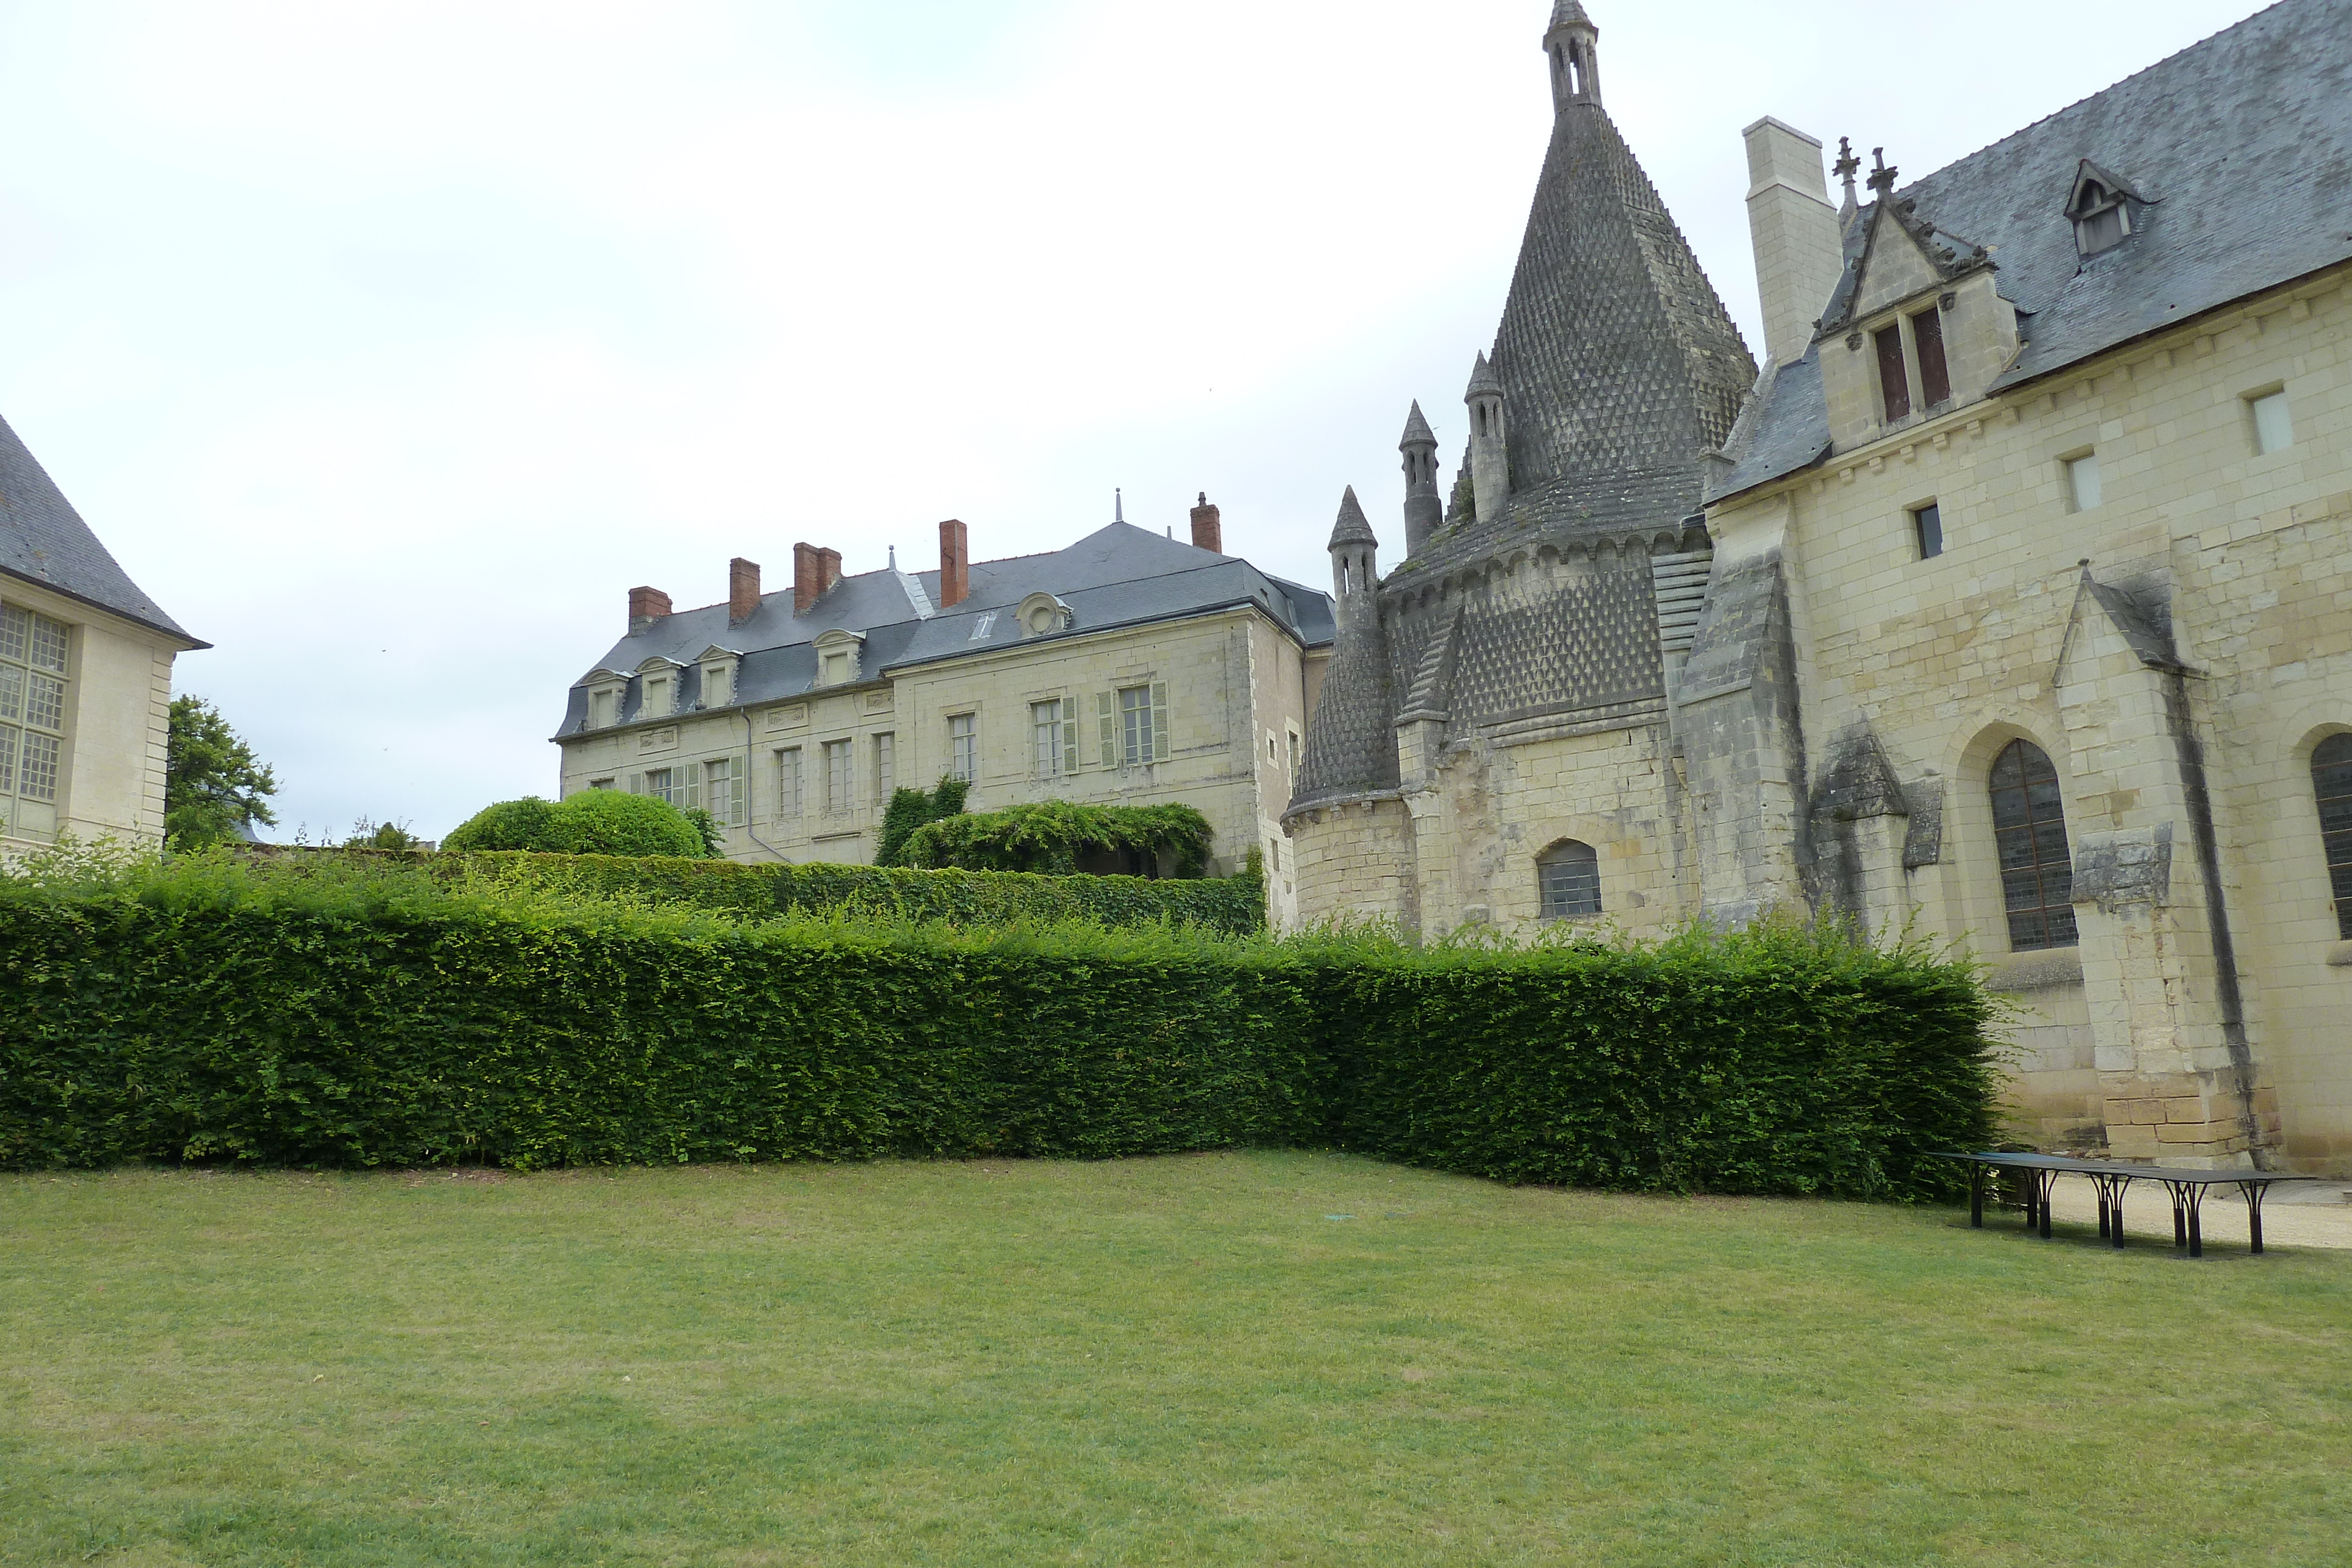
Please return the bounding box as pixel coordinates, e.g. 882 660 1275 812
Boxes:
812 627 866 687
1817 151 2020 452
693 644 743 710
634 656 685 720
1015 591 1073 638
580 666 630 730
2065 161 2148 259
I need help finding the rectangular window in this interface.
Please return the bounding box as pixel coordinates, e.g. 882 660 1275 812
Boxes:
948 713 977 783
705 757 743 827
706 664 732 708
822 651 848 684
1875 325 1911 422
1287 730 1301 784
1912 502 1944 560
0 601 70 824
872 732 896 802
2251 390 2293 455
2066 452 2102 511
0 726 16 794
589 688 616 728
18 730 58 803
776 747 803 818
1117 683 1170 767
1031 700 1068 777
824 738 853 813
1911 307 1951 408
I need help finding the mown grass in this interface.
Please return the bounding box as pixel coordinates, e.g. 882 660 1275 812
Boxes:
2 1152 2346 1567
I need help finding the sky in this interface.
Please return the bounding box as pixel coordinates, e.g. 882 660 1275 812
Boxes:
0 0 2266 841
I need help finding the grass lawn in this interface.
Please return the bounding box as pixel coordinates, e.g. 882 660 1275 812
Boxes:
2 1153 2347 1567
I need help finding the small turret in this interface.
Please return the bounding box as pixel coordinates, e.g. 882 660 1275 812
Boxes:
1464 353 1509 526
1545 0 1601 112
1328 486 1380 625
1398 402 1441 559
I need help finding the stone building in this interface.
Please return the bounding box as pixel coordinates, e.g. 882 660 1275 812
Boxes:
1284 0 2352 1171
556 501 1333 924
0 412 204 852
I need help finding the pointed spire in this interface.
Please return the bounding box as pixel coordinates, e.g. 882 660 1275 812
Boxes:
1114 487 1124 524
887 545 897 569
1833 135 1862 227
1547 0 1594 30
1464 352 1504 400
1399 400 1437 451
1328 486 1377 549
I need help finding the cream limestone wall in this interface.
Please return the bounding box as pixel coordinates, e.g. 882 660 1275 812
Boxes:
556 605 1315 915
0 579 189 855
1713 260 2351 1170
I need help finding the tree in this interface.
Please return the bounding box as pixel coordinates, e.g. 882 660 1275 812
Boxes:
874 776 970 867
345 818 424 851
164 696 279 850
442 790 714 859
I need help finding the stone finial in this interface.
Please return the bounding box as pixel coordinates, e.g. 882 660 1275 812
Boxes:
1867 146 1899 197
1833 135 1862 222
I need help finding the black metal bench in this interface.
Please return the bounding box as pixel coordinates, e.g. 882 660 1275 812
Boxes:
1933 1151 2323 1257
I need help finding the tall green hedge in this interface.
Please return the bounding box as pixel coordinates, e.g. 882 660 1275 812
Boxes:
432 850 1267 935
0 858 1999 1198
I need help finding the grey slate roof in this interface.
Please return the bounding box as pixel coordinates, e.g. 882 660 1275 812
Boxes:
559 521 1333 736
0 412 201 644
1713 0 2352 500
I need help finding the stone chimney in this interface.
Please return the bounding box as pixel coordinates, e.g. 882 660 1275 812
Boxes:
938 518 970 609
628 586 672 636
1743 116 1846 369
729 557 761 626
793 543 842 614
1189 493 1222 554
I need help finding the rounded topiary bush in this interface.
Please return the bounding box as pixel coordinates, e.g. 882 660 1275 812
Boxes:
443 791 711 859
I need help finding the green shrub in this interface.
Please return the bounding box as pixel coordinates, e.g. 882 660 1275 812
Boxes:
901 801 1214 877
0 858 1997 1198
875 778 970 868
443 793 711 859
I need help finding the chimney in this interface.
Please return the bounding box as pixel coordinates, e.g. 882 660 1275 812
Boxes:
628 586 672 636
1189 492 1223 554
792 542 838 614
938 517 970 609
729 557 761 625
1742 116 1846 369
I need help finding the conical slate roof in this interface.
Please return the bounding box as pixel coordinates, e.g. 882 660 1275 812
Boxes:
1327 485 1378 549
1483 80 1753 534
1547 1 1595 31
1399 400 1436 450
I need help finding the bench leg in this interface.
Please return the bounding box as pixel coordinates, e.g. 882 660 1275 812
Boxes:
2243 1182 2267 1256
1969 1164 1984 1229
2039 1172 2056 1239
2109 1181 2127 1249
2170 1185 2189 1250
2185 1186 2204 1259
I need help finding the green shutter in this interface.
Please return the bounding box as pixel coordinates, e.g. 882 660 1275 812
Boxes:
1062 715 1079 777
1150 682 1170 762
1097 691 1117 768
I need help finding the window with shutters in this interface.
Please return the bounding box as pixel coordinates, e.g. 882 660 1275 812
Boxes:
1911 306 1951 409
823 738 853 813
2313 733 2352 940
1875 325 1910 422
947 713 977 783
1990 738 2078 951
1536 840 1602 920
775 747 803 818
1114 683 1169 768
1031 700 1076 778
0 600 69 830
704 757 744 827
872 732 895 802
635 765 701 813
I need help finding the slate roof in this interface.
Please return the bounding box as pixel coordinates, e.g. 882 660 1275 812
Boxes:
0 412 201 645
1713 0 2352 500
558 521 1334 737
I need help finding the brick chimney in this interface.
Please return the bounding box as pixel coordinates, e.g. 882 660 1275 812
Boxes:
628 586 672 636
793 542 833 614
938 518 970 609
816 548 841 594
1189 492 1223 554
729 557 761 625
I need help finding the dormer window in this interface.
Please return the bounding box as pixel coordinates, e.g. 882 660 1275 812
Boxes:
1875 326 1910 422
2066 163 2144 258
813 627 865 687
644 675 672 718
589 688 617 728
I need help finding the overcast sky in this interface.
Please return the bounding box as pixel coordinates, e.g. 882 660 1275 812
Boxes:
1 0 2263 841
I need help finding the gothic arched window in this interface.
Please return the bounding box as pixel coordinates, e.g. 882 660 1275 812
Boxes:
2312 733 2352 940
1990 738 2078 951
1538 840 1601 920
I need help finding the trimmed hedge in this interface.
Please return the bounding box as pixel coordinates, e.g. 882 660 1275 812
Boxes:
433 850 1268 936
0 858 1999 1198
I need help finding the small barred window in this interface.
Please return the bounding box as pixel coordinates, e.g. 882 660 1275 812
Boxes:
1990 739 2078 951
1537 840 1602 920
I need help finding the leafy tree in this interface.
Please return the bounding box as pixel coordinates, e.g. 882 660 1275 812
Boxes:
345 818 424 851
164 696 279 850
874 776 970 867
442 790 712 859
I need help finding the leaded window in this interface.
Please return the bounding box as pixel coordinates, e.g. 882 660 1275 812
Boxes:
0 601 69 830
2313 733 2352 940
1537 840 1602 920
1990 738 2077 951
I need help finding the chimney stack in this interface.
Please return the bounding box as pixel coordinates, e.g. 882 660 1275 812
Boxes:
729 557 761 625
938 518 970 609
1742 116 1846 369
628 586 672 636
793 543 842 614
1189 492 1223 554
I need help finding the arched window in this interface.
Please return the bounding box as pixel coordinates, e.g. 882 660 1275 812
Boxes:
1538 840 1601 920
1990 739 2077 951
2313 733 2352 940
